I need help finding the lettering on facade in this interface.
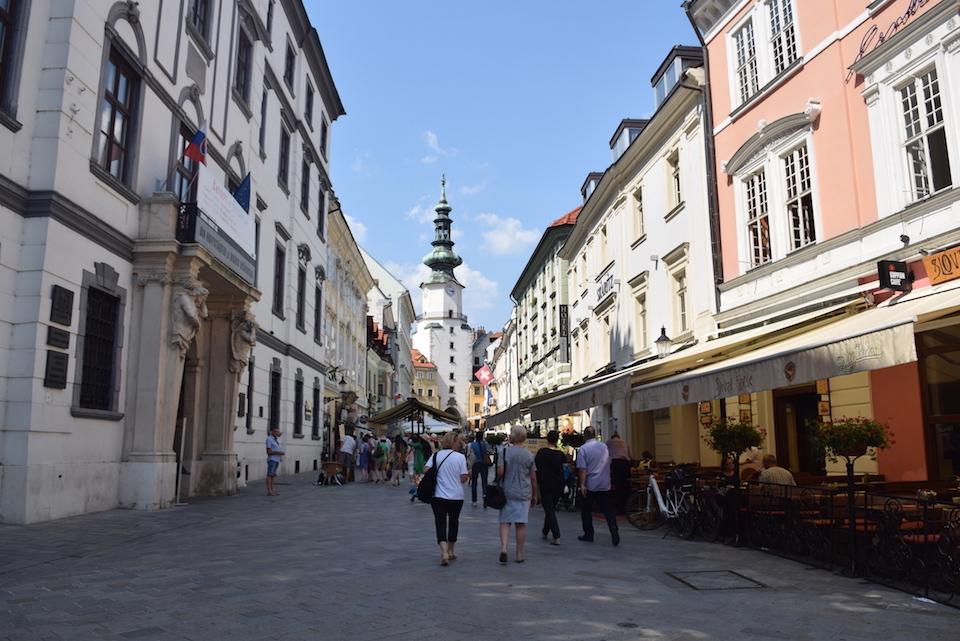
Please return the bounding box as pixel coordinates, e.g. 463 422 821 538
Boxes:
714 374 755 398
834 336 884 374
558 304 570 363
846 0 933 82
923 246 960 285
596 273 615 304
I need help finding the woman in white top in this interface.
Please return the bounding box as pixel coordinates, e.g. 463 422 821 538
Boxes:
423 431 469 566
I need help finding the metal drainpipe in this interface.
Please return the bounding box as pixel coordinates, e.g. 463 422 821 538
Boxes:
683 3 724 315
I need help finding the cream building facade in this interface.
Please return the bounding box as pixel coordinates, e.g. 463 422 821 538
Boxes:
0 0 345 523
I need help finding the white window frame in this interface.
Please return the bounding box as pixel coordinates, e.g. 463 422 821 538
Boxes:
633 289 648 354
898 66 953 202
726 0 802 111
667 149 682 210
732 129 821 274
632 184 645 241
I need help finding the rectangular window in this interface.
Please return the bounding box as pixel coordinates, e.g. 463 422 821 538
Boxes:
296 265 306 331
313 285 322 342
768 0 798 74
234 29 252 103
269 368 281 430
320 120 329 159
675 271 689 333
901 69 952 200
284 43 296 89
173 123 198 202
0 0 18 101
745 169 771 266
632 186 644 239
449 356 455 364
783 143 816 250
189 0 210 39
273 244 285 317
733 21 759 104
266 0 275 36
474 403 480 413
600 225 608 265
427 389 433 397
79 288 120 410
97 48 140 183
293 377 304 436
258 87 268 154
668 151 681 208
449 373 454 380
448 385 454 394
305 84 314 127
449 327 454 334
317 183 327 236
311 384 320 439
278 127 290 187
449 341 454 349
634 293 647 352
300 159 310 213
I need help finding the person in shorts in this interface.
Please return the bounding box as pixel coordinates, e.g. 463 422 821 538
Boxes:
265 426 285 496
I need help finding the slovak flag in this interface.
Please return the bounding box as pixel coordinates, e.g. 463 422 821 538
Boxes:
183 124 207 165
474 364 493 387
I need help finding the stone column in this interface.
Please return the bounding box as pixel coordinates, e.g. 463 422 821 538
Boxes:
191 304 255 496
120 194 208 510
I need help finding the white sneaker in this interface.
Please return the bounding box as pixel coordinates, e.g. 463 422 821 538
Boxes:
472 501 478 507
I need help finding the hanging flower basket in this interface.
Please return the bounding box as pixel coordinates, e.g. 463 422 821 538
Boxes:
812 416 892 462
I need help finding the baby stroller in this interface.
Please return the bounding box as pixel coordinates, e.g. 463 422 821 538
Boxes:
557 463 580 512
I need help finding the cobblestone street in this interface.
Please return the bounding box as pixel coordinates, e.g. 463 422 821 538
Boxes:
0 472 955 640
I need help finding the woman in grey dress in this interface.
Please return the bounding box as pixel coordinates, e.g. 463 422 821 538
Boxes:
496 425 538 563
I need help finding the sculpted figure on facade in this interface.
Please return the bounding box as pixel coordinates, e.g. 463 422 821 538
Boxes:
229 311 257 375
171 278 209 356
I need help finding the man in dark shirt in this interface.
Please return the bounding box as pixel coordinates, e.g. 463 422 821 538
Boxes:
535 430 567 545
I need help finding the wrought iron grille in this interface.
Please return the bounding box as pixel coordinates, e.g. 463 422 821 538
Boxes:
79 287 120 410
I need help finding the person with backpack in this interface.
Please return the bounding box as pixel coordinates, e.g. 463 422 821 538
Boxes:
422 431 469 566
468 430 492 507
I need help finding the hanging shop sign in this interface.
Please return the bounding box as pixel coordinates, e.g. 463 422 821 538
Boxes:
877 260 911 291
923 246 960 285
558 304 570 363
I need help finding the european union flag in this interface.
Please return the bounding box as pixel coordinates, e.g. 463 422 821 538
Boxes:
232 173 251 212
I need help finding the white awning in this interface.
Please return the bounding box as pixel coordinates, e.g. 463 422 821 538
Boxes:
485 404 528 428
631 283 960 412
527 299 857 421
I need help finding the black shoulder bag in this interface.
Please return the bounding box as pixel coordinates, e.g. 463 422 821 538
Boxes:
416 452 448 504
484 447 508 510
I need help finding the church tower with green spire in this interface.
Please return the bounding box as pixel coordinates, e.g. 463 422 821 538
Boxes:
411 176 472 424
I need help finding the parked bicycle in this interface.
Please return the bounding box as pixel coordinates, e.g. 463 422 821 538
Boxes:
626 464 722 540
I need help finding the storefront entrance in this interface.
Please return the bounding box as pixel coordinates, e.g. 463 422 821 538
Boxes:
919 317 960 481
774 387 825 477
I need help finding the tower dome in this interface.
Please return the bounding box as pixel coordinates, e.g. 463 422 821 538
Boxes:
422 175 463 283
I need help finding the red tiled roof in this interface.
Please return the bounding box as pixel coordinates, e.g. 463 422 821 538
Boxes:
549 206 581 228
410 348 436 369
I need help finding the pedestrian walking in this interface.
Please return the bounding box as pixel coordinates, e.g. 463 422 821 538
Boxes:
606 431 632 514
497 425 538 564
576 426 620 546
469 430 492 506
409 435 430 502
265 426 285 497
391 435 407 486
339 430 357 482
423 431 469 566
535 429 566 545
357 435 371 483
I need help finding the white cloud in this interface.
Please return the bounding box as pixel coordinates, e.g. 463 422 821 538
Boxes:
405 199 435 224
460 180 487 196
344 214 367 243
420 130 457 164
474 213 541 255
351 151 372 173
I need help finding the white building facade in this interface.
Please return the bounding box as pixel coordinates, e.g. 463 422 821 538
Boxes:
411 179 473 423
362 248 416 401
0 0 344 523
540 47 717 450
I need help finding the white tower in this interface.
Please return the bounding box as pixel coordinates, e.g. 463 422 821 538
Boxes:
411 177 473 423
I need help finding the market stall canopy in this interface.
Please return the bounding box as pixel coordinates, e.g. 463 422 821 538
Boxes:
368 398 460 427
631 282 960 412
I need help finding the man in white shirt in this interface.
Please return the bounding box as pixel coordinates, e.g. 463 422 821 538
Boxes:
339 431 357 482
576 426 620 546
265 427 284 497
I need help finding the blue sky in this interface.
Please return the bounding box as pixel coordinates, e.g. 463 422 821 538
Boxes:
308 1 696 331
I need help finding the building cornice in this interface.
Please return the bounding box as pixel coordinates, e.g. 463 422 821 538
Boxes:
279 0 346 120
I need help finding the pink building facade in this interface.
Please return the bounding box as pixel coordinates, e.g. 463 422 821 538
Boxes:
686 0 960 482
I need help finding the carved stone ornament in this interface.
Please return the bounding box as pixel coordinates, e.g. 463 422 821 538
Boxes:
229 311 257 375
171 278 209 356
124 0 140 24
298 243 312 265
136 271 171 286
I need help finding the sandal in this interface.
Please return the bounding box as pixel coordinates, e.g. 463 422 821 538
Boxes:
498 552 508 564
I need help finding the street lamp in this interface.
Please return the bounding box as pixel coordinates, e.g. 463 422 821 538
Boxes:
655 326 672 359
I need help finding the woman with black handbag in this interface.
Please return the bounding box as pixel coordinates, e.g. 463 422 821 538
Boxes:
422 432 469 566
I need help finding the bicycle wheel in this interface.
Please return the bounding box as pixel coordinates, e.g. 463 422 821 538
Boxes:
697 498 722 542
626 490 649 529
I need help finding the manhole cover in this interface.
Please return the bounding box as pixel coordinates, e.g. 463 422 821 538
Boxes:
666 570 765 591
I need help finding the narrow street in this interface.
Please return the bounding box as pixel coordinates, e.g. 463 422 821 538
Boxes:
0 473 953 641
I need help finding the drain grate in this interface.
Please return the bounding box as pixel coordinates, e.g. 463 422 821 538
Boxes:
666 570 766 591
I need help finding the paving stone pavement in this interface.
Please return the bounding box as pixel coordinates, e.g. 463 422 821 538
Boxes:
0 471 955 641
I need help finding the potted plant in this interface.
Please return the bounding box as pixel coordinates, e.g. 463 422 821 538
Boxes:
701 417 766 480
485 433 506 447
811 416 893 574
